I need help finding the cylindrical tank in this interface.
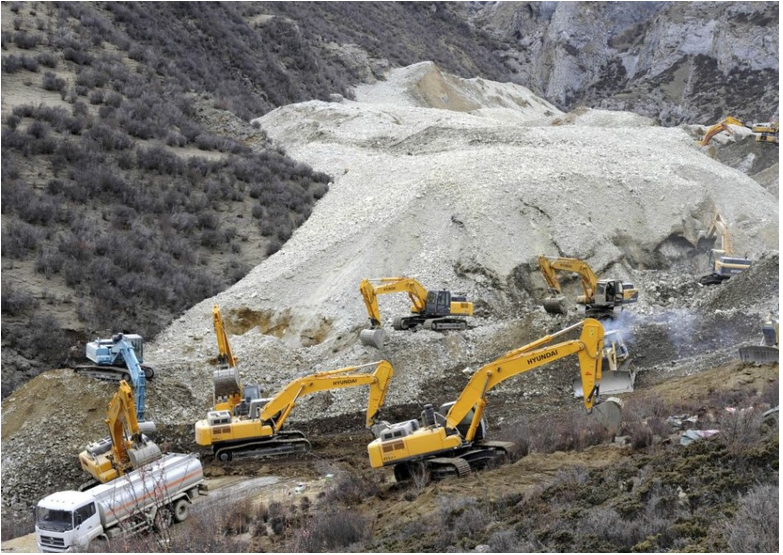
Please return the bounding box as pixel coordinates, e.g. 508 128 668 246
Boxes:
92 453 204 528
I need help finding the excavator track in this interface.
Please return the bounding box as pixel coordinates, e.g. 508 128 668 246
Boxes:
427 457 472 479
74 365 155 381
422 318 468 331
479 440 522 463
699 273 728 286
213 431 311 462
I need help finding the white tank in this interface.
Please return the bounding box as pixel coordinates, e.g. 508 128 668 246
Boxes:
92 453 203 527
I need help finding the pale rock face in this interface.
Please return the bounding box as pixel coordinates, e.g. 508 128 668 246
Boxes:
472 2 779 124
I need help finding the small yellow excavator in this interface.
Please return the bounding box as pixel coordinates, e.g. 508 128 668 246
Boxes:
359 277 473 348
79 381 161 486
537 256 638 319
699 116 779 146
196 360 394 462
367 319 620 482
699 212 752 285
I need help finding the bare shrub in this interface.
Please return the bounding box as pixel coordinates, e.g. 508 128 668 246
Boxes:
41 71 66 92
62 46 93 66
324 472 377 505
219 498 254 535
1 283 37 315
718 407 764 452
501 408 614 454
266 238 283 256
36 52 58 68
13 30 39 49
2 220 42 258
89 89 104 104
760 378 779 408
487 529 520 552
292 510 367 552
724 483 778 553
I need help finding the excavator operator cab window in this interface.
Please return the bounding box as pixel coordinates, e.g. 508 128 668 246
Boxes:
435 291 450 316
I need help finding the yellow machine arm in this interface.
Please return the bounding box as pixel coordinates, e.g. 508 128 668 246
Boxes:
538 256 598 303
360 277 429 328
79 380 161 484
104 380 141 468
444 319 604 442
705 212 733 257
259 360 394 430
699 116 746 146
213 304 237 367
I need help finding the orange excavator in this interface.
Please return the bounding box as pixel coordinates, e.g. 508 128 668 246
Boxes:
700 117 779 146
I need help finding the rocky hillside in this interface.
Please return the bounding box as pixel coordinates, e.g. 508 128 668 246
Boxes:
473 2 779 125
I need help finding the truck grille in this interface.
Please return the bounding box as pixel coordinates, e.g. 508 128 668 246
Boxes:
39 536 65 547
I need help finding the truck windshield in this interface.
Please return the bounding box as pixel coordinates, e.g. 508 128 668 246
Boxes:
36 508 73 532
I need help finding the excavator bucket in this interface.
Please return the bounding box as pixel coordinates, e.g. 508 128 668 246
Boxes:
213 367 241 398
591 397 623 435
360 328 386 349
574 332 635 396
543 296 568 315
573 367 636 397
738 346 779 365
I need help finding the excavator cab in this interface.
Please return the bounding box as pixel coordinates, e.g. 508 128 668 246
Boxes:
424 291 452 317
438 402 487 441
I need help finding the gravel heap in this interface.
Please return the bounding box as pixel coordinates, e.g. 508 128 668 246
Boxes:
145 61 776 425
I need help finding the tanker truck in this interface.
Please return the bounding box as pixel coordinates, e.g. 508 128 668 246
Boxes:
35 453 205 553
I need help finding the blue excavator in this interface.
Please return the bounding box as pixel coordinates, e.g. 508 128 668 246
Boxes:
74 334 154 421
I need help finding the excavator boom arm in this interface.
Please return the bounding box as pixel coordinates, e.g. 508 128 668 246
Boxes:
539 256 598 300
259 361 394 429
699 116 747 146
111 337 147 422
445 319 604 440
213 304 237 367
706 212 733 256
104 380 140 466
360 277 429 327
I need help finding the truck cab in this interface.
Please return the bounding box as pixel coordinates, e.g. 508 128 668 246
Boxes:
36 491 102 553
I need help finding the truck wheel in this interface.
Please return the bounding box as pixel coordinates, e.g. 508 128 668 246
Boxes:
217 449 232 462
172 499 190 523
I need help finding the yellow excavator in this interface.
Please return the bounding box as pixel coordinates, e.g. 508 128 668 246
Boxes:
699 212 752 285
368 319 618 482
211 304 263 414
538 256 638 319
359 277 473 348
79 381 161 486
196 360 394 462
699 116 779 146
